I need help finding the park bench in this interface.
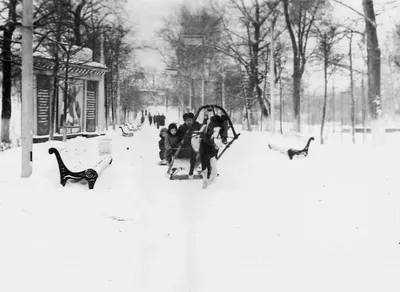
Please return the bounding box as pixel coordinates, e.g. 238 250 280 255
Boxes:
268 131 315 160
126 123 142 132
48 143 113 189
125 123 137 132
119 126 134 137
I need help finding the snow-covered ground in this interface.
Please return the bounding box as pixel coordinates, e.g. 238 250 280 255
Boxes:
1 120 400 292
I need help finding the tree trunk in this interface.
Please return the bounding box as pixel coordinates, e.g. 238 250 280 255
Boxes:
362 0 381 119
1 28 13 143
349 33 356 144
50 57 59 140
73 3 85 46
104 72 109 130
1 1 17 143
62 54 71 142
292 71 302 132
320 53 328 144
332 75 335 134
279 77 283 134
361 75 366 143
110 66 115 130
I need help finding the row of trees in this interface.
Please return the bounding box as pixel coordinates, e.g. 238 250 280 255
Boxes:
157 0 389 143
0 0 145 143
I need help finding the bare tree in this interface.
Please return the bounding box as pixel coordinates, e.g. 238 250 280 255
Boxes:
157 5 222 111
282 0 326 132
392 24 400 69
362 0 381 120
312 20 344 143
0 0 19 143
103 22 134 129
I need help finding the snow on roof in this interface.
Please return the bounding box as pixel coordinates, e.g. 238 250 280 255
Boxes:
33 49 107 70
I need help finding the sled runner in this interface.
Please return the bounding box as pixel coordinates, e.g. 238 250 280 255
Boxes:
167 104 240 181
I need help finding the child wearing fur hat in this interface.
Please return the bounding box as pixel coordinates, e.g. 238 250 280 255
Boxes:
165 123 180 163
158 127 168 163
177 112 202 177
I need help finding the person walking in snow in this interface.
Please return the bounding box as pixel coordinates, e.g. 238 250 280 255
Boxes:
148 113 153 126
159 114 166 127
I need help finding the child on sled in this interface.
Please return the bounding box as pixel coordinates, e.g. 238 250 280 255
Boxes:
165 123 180 163
158 127 168 165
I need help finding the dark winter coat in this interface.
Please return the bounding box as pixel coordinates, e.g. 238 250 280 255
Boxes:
158 128 168 160
165 134 179 151
159 138 165 160
159 115 166 126
165 124 179 151
178 121 202 147
200 115 225 159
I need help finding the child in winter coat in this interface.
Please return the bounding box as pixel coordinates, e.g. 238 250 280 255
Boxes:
158 127 168 163
165 123 180 163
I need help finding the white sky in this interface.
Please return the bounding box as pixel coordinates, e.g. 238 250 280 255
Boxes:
125 0 400 74
125 0 204 71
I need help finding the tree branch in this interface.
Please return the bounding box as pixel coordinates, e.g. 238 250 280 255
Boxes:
332 0 377 28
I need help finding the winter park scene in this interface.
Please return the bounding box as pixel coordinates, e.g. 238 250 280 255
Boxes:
1 0 400 291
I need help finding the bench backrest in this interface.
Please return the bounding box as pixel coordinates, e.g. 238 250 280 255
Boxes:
54 139 103 171
283 131 310 143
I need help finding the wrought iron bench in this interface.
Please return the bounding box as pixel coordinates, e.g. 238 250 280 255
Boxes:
268 132 314 160
49 147 113 189
119 126 134 137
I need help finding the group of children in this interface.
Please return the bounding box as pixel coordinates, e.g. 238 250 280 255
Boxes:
158 112 228 186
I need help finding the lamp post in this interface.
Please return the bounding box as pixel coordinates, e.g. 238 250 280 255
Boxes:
21 0 33 178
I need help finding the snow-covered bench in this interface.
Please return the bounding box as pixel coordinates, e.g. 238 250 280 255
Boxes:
119 126 134 137
48 146 113 190
125 123 138 132
268 131 314 160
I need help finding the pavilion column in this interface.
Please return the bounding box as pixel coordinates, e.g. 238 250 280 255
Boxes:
98 73 105 133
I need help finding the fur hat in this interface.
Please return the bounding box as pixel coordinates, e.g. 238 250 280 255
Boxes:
210 115 224 127
183 112 195 121
159 127 168 138
168 123 178 131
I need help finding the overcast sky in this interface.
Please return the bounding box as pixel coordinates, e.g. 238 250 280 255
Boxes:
125 0 400 73
125 0 202 71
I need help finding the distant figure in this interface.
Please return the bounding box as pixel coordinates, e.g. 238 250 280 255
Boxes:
203 114 209 125
155 113 160 129
145 109 147 116
140 115 145 124
159 114 166 127
148 113 153 125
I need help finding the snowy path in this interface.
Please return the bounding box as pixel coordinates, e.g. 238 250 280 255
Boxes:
1 124 400 292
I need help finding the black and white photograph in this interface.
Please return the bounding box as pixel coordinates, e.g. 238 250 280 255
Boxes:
1 0 400 291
